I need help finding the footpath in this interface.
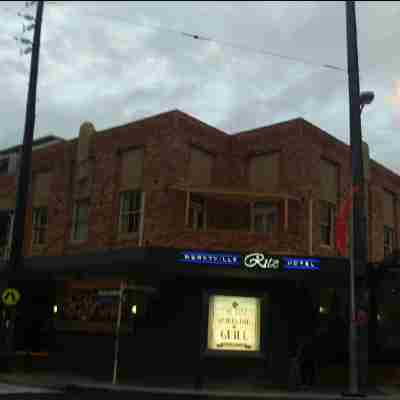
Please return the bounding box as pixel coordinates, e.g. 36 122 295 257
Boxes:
0 371 400 399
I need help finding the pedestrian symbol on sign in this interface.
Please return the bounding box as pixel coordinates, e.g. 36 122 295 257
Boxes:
1 288 21 306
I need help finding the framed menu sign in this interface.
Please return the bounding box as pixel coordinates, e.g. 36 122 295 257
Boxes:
207 295 261 353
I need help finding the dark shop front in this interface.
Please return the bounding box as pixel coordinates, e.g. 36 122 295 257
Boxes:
24 247 350 387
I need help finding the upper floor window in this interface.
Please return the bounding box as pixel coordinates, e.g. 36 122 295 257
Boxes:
189 196 206 231
120 147 144 191
33 171 52 207
0 153 19 176
383 190 396 257
32 207 48 246
251 202 278 235
0 158 9 176
0 210 13 259
320 159 339 204
320 159 338 247
320 201 335 247
384 226 395 258
249 152 280 191
119 190 142 235
188 146 213 186
72 199 89 242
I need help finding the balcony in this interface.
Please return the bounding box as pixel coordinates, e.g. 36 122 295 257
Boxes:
150 184 311 254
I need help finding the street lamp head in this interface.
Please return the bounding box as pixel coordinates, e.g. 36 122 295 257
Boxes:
360 91 375 111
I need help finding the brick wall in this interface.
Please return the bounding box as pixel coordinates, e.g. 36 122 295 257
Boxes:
0 110 399 263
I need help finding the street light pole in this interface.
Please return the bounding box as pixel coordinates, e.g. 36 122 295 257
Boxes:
2 0 44 361
345 1 371 396
9 0 44 275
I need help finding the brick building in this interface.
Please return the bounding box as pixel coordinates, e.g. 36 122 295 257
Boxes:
0 110 399 386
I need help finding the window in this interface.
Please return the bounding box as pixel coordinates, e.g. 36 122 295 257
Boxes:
119 190 142 235
33 172 52 207
188 147 213 186
189 196 206 230
320 159 338 247
251 202 278 235
120 148 144 191
0 154 19 176
72 200 89 242
320 201 335 246
0 158 9 176
32 207 48 246
0 210 13 259
383 190 396 258
249 152 280 191
320 159 339 204
384 226 395 258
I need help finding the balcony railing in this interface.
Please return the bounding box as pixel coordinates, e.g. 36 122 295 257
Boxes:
150 228 307 254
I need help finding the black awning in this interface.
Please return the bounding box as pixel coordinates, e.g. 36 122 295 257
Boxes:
380 249 400 268
368 250 400 289
147 247 350 287
1 246 351 287
0 247 148 280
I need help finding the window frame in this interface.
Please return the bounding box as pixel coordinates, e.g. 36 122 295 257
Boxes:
384 225 395 258
0 158 9 176
71 199 90 243
0 210 14 259
320 200 336 247
32 206 48 247
250 202 279 235
189 196 207 231
118 190 142 237
188 146 214 187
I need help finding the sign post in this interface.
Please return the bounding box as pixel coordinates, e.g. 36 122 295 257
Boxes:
112 280 126 385
1 288 20 362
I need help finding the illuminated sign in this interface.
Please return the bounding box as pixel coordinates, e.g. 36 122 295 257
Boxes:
208 295 261 352
282 257 320 270
244 253 280 270
178 251 241 266
178 251 321 272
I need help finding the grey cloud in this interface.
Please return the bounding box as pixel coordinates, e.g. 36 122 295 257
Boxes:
1 1 400 174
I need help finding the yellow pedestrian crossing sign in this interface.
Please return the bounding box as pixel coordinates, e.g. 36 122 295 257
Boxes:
2 288 21 306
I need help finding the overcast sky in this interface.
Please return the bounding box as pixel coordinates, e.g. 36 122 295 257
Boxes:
1 1 400 172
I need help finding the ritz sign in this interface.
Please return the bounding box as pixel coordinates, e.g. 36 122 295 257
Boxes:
244 253 280 270
243 253 321 271
178 250 321 272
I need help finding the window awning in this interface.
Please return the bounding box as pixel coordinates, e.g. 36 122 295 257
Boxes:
170 183 301 203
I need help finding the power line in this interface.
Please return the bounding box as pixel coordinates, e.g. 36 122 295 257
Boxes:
0 6 26 16
15 3 399 140
63 6 347 73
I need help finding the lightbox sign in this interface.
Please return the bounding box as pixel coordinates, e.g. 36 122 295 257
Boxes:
282 257 321 270
178 251 241 267
178 251 321 272
208 295 261 352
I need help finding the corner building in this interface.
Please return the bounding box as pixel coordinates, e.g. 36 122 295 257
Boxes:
0 110 399 387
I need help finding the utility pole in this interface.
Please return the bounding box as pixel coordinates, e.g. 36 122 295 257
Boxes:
3 0 44 361
344 0 369 396
9 0 44 274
